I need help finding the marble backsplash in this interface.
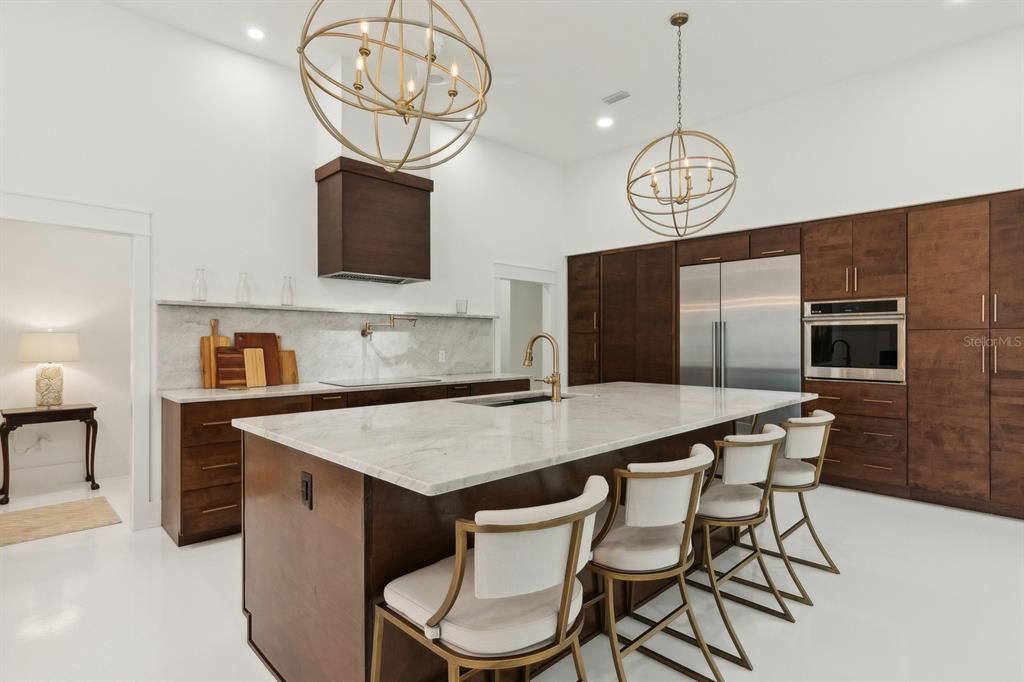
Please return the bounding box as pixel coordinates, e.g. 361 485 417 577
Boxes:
157 304 495 389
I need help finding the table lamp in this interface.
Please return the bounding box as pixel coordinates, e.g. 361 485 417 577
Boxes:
18 331 80 407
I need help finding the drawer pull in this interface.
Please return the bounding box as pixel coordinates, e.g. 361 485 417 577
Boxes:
862 399 893 405
201 420 232 427
863 431 895 438
829 427 842 432
700 256 722 262
200 503 239 514
452 385 470 391
760 249 786 256
817 395 841 401
824 457 841 464
863 464 893 472
201 461 238 471
593 311 598 329
320 396 345 401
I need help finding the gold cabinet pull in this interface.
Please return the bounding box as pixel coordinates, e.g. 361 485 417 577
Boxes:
829 427 843 432
452 385 470 391
593 343 598 361
845 267 850 292
320 395 345 401
982 343 986 374
862 398 893 404
593 311 598 329
981 294 986 323
994 293 998 323
818 395 841 401
863 463 893 472
201 420 231 427
761 249 786 256
201 503 239 514
700 256 722 262
201 461 238 471
994 346 999 374
853 266 858 292
863 431 895 438
824 457 841 464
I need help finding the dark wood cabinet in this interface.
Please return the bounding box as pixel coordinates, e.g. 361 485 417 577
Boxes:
908 201 989 330
568 254 600 333
750 226 801 259
568 332 600 386
802 219 853 300
316 156 433 283
600 245 676 384
676 232 749 266
311 393 349 410
990 329 1024 511
852 213 907 297
908 330 990 500
990 191 1024 329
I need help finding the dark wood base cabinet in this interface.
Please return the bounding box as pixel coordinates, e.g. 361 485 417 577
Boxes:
162 380 529 546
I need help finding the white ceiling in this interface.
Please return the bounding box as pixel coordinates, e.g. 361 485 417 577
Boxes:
112 0 1024 163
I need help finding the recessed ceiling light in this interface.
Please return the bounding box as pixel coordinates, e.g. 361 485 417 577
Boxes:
597 117 614 129
247 27 265 41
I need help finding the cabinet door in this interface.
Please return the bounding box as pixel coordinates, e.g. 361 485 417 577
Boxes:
676 233 749 266
568 332 600 386
852 213 907 297
908 201 989 330
568 253 601 333
991 330 1024 510
600 251 637 382
634 245 676 384
990 191 1024 329
802 219 852 300
908 330 990 499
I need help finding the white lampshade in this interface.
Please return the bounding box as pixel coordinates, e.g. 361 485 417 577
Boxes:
18 332 80 363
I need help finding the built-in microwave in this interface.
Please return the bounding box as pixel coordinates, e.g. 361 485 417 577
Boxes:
802 298 906 383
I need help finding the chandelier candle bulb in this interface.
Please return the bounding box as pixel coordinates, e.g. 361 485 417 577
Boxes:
359 21 369 56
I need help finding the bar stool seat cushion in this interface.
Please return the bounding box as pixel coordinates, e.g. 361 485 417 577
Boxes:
384 549 583 656
699 480 762 520
591 508 691 572
772 458 816 487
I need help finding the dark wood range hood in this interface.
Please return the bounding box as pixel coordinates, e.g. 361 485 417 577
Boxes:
315 156 434 284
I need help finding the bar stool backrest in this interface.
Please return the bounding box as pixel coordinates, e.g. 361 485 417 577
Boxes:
720 424 786 486
624 444 715 527
472 475 608 600
782 410 834 460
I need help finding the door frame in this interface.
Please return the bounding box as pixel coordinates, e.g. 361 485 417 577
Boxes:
492 263 560 379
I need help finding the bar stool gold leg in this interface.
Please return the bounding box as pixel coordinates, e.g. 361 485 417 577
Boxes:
748 524 795 623
603 576 628 682
370 607 385 682
571 637 588 682
448 662 460 682
702 524 753 670
799 491 840 574
677 575 724 682
769 494 813 605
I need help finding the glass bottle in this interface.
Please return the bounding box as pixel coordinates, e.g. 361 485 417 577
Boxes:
191 268 207 302
236 272 250 304
281 276 295 307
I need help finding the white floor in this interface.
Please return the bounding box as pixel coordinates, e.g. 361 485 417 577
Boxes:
1 478 1021 682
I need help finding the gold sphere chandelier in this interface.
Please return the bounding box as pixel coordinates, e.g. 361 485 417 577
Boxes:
626 12 737 238
299 0 491 172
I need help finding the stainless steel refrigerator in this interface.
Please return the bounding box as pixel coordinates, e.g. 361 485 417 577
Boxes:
679 254 802 432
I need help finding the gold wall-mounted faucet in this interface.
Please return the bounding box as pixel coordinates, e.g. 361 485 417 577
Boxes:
523 332 562 402
361 315 417 338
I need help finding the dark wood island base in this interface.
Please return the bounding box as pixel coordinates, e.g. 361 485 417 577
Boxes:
242 423 732 682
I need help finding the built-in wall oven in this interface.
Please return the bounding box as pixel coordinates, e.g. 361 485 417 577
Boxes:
803 298 906 383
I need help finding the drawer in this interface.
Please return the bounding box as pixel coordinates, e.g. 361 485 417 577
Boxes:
182 395 311 446
471 379 530 396
750 226 800 258
182 443 242 491
347 385 448 408
826 414 906 455
677 232 750 266
181 483 241 537
803 380 907 419
821 445 907 487
447 383 472 398
311 393 349 411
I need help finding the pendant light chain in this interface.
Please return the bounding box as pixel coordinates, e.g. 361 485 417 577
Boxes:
676 23 683 131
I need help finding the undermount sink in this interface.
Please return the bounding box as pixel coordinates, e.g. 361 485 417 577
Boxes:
456 392 573 407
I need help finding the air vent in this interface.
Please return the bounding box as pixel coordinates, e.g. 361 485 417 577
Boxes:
601 90 631 105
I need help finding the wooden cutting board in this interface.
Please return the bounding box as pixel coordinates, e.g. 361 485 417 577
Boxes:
215 347 246 388
199 319 230 389
243 348 267 388
278 350 299 385
234 333 281 385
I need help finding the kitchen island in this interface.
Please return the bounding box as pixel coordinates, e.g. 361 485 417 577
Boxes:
234 382 816 682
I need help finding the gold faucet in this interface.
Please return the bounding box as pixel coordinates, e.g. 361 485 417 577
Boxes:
361 315 417 338
522 332 562 402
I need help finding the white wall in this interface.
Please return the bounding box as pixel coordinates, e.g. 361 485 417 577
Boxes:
0 221 132 493
562 26 1024 255
0 0 567 320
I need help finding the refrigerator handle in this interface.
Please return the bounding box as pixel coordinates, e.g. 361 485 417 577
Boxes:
721 321 727 388
711 322 718 387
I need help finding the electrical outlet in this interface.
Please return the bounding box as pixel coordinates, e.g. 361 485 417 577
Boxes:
438 349 447 362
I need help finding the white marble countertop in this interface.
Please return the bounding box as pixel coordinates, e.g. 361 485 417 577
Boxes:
232 382 817 496
160 372 532 404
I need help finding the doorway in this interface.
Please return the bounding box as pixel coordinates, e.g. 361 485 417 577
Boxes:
492 264 558 381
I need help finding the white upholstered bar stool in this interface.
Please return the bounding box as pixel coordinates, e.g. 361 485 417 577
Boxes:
370 475 608 682
736 409 838 606
588 444 722 682
688 424 791 672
